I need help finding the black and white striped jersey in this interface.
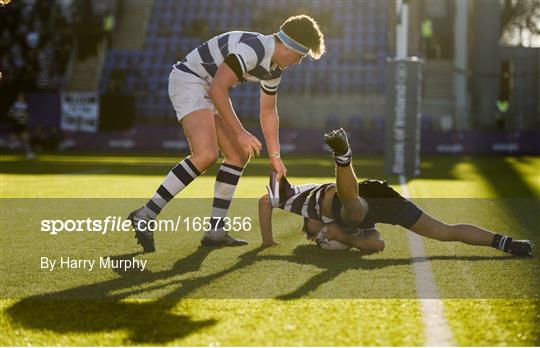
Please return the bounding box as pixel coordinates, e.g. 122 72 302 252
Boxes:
174 31 282 94
277 183 336 223
276 179 424 230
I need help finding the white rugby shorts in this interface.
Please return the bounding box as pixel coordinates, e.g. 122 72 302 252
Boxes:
168 68 216 121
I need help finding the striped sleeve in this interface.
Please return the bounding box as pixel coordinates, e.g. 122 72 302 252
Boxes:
260 77 281 95
231 45 258 75
230 33 265 75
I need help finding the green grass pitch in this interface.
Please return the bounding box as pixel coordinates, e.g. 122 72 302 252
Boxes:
1 154 539 346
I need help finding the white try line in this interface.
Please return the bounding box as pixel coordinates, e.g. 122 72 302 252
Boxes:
399 175 455 346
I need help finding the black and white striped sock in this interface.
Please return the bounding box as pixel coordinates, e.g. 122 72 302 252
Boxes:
334 148 352 167
492 233 513 252
143 158 201 219
207 163 243 239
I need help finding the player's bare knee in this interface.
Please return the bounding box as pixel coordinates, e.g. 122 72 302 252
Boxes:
435 223 455 242
342 201 368 227
191 151 219 169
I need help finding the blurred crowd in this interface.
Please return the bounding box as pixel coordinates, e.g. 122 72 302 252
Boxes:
0 0 73 91
1 0 118 157
0 0 73 157
1 0 117 91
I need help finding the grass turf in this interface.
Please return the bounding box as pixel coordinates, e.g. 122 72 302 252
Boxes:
0 154 538 346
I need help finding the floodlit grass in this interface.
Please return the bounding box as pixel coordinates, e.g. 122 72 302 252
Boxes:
0 154 538 346
407 156 540 346
443 300 540 346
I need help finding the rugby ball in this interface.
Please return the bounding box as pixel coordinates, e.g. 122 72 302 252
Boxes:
316 230 352 250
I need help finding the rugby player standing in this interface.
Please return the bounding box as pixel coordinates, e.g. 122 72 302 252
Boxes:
129 15 326 251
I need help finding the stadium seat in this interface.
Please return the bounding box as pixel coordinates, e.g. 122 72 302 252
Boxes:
99 0 389 118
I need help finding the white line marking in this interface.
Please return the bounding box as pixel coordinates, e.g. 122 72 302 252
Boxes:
399 175 455 346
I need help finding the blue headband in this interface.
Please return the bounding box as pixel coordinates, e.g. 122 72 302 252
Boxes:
276 30 310 56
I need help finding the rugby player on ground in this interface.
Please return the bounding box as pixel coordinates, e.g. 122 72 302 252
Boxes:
258 128 533 257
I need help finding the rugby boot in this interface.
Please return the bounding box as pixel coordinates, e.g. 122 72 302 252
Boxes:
128 207 156 253
324 128 351 166
507 239 533 257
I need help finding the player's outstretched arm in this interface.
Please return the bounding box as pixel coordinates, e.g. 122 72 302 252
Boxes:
259 194 278 247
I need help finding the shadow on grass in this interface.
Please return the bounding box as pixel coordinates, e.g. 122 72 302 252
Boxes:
256 246 516 300
7 298 216 345
5 244 517 344
5 246 280 344
472 158 539 198
5 247 218 345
